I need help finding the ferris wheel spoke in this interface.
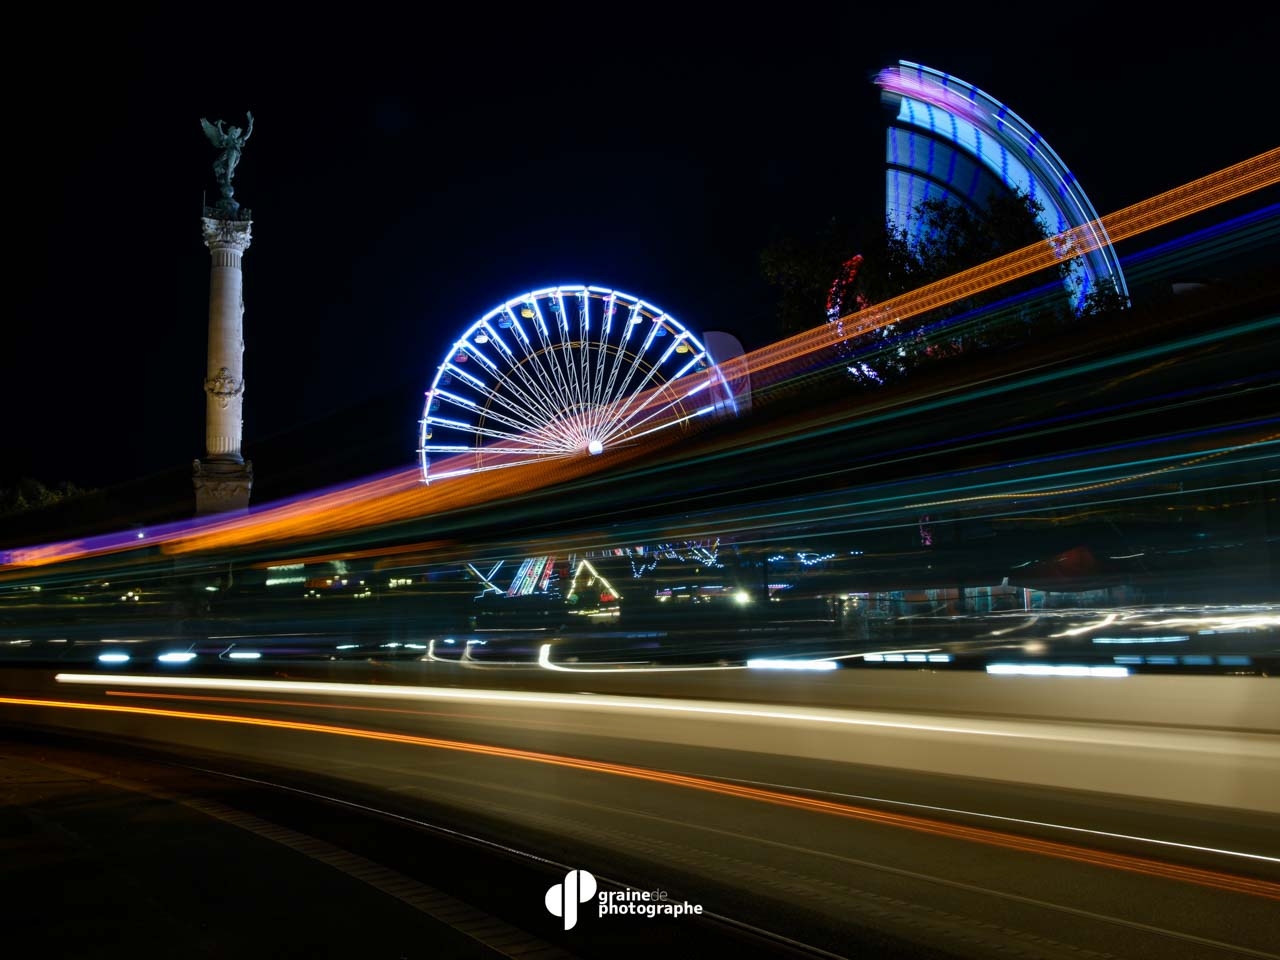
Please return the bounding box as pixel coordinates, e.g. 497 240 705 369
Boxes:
430 451 570 481
440 360 488 392
541 294 576 406
558 290 590 419
457 418 559 447
530 298 577 415
486 307 580 430
592 301 641 437
600 347 708 444
594 324 685 438
429 387 541 437
548 291 577 407
461 332 559 429
613 353 719 439
558 291 583 414
592 346 644 442
587 293 620 437
483 321 575 431
423 426 576 456
598 395 673 446
615 399 721 444
488 371 574 437
465 365 566 437
592 314 661 434
478 444 579 456
577 290 595 418
420 285 737 483
485 315 560 415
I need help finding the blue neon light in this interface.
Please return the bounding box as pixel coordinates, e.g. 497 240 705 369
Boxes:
877 61 1129 312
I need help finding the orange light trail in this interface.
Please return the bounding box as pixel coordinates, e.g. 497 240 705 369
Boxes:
132 147 1280 555
720 147 1280 391
3 693 1277 901
3 148 1276 566
246 540 456 570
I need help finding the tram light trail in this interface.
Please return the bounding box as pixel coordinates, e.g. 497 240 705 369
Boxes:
3 691 1278 902
0 148 1275 568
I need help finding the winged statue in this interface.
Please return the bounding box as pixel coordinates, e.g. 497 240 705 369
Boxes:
201 112 254 201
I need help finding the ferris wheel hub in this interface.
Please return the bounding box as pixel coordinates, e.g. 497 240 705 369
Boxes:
587 439 604 456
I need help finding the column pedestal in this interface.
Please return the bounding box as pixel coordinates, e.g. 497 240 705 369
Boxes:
193 458 254 516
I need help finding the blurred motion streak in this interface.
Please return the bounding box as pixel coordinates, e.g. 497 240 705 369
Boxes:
892 432 1277 508
740 149 1278 392
104 689 514 724
0 148 1276 567
3 693 1278 901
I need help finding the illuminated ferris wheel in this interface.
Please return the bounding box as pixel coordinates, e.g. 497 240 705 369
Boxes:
418 285 738 483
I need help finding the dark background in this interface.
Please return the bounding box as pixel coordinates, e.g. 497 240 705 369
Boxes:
10 5 1276 501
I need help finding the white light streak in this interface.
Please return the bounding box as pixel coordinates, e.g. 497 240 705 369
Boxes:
538 645 742 673
986 664 1129 678
714 775 1280 865
51 672 1176 744
1049 613 1118 638
746 659 838 671
1091 637 1188 644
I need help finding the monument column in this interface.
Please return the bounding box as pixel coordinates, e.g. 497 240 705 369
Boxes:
193 112 255 516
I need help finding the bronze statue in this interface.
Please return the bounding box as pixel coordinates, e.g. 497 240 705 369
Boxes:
201 112 254 202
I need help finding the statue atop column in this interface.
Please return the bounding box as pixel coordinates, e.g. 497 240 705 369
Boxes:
195 111 255 515
200 111 253 213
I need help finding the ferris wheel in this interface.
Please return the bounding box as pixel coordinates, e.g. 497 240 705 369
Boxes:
418 285 738 483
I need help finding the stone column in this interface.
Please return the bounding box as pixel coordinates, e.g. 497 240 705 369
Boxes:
193 210 254 515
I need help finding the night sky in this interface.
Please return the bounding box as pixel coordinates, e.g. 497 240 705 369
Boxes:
10 7 1276 500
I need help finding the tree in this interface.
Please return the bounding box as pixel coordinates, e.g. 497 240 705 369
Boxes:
759 215 866 339
1078 275 1131 320
0 478 92 517
761 190 1108 389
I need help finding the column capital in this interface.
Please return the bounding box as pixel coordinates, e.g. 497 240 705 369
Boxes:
201 215 253 254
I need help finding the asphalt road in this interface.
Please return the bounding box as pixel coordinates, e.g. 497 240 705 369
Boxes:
3 664 1277 960
0 737 535 960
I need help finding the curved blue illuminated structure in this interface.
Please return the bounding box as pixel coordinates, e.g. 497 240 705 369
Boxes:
876 61 1128 310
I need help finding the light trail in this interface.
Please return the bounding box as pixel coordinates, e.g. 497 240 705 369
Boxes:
102 689 514 725
891 432 1279 509
718 148 1280 393
50 672 1280 752
712 774 1280 866
3 692 1277 901
1 149 1275 568
583 436 1279 550
685 479 1275 554
60 673 1052 740
246 540 456 569
156 148 1280 553
603 317 1279 518
105 687 1280 867
536 642 744 673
